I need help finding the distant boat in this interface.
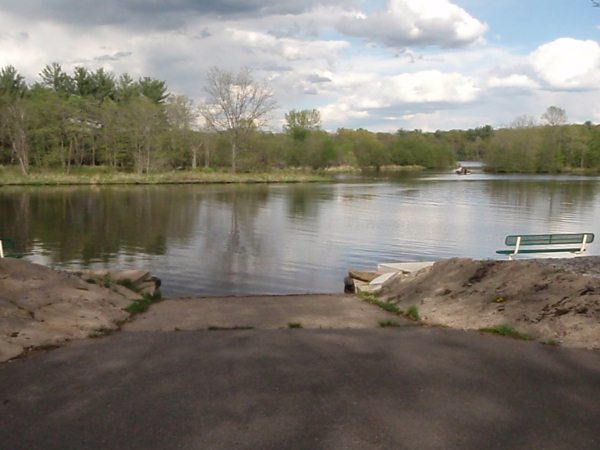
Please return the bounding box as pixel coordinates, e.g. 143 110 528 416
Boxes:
455 167 471 175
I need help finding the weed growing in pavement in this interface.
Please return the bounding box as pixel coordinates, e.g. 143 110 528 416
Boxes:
479 324 532 341
379 320 401 328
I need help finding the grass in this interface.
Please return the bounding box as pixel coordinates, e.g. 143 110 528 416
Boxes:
288 322 303 329
207 325 254 331
359 292 421 323
115 278 137 292
102 273 112 288
405 305 420 322
479 324 532 341
359 292 401 314
124 291 162 314
379 320 402 328
0 166 331 186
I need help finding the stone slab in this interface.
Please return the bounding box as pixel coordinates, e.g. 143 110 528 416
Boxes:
377 261 435 274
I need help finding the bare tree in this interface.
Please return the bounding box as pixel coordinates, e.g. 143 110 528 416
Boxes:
510 115 537 129
541 106 567 127
199 67 277 172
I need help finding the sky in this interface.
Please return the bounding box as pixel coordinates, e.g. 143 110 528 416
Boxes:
1 0 600 132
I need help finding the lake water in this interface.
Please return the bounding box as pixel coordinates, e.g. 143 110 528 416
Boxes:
1 172 599 297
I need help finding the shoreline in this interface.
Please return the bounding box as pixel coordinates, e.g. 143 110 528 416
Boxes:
0 164 432 187
0 170 332 186
2 257 600 363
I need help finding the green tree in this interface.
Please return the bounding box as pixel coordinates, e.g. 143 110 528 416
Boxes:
337 128 388 169
284 109 321 141
73 66 94 97
165 94 197 167
91 68 116 102
138 77 168 104
123 96 166 173
115 73 139 103
0 65 30 173
0 65 27 96
485 128 540 173
39 62 73 94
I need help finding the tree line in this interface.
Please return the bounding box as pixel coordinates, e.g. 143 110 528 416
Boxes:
1 64 599 175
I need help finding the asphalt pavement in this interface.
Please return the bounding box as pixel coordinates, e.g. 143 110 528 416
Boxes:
1 327 599 449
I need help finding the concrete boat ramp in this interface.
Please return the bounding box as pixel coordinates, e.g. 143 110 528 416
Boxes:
123 294 408 331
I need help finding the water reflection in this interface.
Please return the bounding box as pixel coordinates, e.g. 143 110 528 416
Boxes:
0 186 201 263
0 174 599 297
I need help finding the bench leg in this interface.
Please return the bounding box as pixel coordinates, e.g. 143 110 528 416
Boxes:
579 234 588 253
508 236 521 260
0 240 3 259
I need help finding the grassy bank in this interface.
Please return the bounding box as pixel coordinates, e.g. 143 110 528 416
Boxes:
0 167 331 186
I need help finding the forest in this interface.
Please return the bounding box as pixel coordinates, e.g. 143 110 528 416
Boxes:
1 64 600 176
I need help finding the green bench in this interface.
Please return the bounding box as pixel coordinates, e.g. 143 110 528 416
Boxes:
497 233 595 259
0 238 16 258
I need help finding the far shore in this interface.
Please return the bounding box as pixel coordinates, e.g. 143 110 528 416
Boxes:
2 164 599 187
0 165 434 186
0 168 332 186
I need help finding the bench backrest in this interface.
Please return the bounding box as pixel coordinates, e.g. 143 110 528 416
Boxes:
0 238 15 247
505 233 595 246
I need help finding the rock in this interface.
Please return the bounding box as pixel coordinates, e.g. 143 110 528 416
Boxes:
348 270 380 283
111 284 142 302
108 269 150 285
0 258 143 362
344 276 354 293
0 340 23 362
354 280 381 294
66 268 161 299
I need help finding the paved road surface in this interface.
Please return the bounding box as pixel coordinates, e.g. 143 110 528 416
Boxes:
1 327 599 449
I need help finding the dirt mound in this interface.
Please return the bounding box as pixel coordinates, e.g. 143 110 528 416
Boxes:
0 258 135 362
379 257 600 349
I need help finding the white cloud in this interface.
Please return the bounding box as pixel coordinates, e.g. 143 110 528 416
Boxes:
530 38 600 90
338 0 488 48
228 29 349 62
488 74 539 89
385 70 479 103
320 70 480 129
2 2 600 133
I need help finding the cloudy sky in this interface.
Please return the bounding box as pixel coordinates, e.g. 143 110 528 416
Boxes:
1 0 600 131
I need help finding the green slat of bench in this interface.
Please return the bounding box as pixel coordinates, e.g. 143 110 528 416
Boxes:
504 233 594 246
0 238 15 250
497 247 583 255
